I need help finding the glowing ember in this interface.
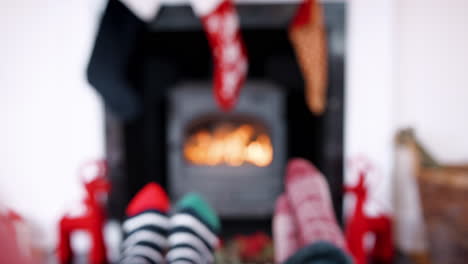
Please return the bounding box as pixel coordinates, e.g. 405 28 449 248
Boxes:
184 123 273 167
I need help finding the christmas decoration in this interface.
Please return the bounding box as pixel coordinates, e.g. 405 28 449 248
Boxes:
87 0 145 120
57 160 110 264
191 0 249 111
289 0 328 115
345 170 394 264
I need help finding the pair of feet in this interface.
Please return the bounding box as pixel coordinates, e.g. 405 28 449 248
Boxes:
121 183 219 264
273 158 347 263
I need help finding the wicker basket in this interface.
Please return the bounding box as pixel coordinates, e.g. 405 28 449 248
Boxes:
417 166 468 264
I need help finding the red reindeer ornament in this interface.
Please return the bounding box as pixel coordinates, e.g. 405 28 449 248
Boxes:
345 167 394 264
57 160 110 264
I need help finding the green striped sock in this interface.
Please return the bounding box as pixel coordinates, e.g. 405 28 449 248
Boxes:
175 193 220 232
167 193 221 264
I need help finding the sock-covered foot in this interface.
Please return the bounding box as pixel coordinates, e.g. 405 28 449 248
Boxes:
167 193 220 264
120 183 170 264
273 194 301 263
285 158 347 250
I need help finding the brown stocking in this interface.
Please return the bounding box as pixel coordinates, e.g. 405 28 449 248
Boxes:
289 0 328 115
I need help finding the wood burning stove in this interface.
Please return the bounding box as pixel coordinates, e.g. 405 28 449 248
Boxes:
104 2 346 234
167 81 285 218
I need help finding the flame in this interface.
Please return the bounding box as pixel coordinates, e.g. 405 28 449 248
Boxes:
184 123 273 167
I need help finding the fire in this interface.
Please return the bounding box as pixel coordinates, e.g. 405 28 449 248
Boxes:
184 123 273 167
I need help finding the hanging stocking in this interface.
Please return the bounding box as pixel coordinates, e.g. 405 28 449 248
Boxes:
289 0 328 115
87 0 147 120
191 0 248 111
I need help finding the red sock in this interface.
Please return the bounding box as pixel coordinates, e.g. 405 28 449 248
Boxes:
285 158 346 250
122 183 171 264
195 0 248 111
126 183 170 216
273 194 301 263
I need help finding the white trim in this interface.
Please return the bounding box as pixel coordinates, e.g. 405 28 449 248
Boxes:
120 0 162 22
189 0 223 17
171 214 218 247
123 213 170 232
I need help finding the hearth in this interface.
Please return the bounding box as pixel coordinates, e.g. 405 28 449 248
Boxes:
103 2 346 235
168 81 285 218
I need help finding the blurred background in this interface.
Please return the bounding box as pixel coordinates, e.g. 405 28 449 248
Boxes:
1 0 467 263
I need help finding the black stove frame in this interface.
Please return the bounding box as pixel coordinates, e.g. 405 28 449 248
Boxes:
104 2 346 235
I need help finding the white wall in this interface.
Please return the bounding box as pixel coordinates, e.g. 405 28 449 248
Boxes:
5 0 467 254
0 0 399 250
0 0 106 249
345 0 468 217
395 0 468 164
345 0 395 215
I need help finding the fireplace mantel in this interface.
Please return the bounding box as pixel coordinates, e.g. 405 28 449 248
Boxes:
150 2 345 31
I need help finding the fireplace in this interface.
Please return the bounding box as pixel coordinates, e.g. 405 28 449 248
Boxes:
184 120 273 167
168 82 285 218
104 2 346 235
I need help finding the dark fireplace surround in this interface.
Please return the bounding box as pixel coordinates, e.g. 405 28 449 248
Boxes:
105 2 345 236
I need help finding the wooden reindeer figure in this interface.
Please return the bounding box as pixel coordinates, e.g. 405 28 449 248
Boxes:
57 160 110 264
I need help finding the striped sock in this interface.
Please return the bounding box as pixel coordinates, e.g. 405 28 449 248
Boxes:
120 183 170 264
167 193 220 264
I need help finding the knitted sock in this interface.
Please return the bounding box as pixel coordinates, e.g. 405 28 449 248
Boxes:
273 194 301 263
285 158 346 250
167 193 220 264
120 183 170 264
191 0 248 111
